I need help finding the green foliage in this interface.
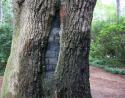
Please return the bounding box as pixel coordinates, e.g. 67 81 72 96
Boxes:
0 0 13 75
90 0 125 74
104 67 125 75
91 17 125 63
90 57 125 75
90 17 125 75
0 23 12 73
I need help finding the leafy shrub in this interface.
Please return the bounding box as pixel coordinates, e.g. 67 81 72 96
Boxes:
91 18 125 63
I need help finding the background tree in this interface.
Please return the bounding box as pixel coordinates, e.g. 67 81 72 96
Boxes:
116 0 120 18
0 0 3 21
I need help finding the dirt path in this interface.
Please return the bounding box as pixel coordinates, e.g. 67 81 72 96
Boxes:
90 66 125 98
0 66 125 98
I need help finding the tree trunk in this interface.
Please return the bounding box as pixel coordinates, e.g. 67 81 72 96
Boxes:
1 0 56 98
0 0 3 21
116 0 120 18
54 0 97 98
1 0 97 98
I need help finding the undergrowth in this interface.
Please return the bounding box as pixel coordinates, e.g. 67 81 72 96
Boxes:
90 57 125 75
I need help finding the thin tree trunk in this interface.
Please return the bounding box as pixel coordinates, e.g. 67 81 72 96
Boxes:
55 0 97 98
1 0 56 98
116 0 120 18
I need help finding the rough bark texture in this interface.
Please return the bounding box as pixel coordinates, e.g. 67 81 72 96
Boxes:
1 0 56 98
55 0 97 98
1 0 97 98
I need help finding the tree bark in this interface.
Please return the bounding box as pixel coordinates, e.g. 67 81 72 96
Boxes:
1 0 56 98
55 0 97 98
1 0 97 98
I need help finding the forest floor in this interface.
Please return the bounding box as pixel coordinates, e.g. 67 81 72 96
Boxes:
90 66 125 98
0 66 125 98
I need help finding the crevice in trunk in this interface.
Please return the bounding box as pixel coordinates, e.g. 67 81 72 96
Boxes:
43 5 61 97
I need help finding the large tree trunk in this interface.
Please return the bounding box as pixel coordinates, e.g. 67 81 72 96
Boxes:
1 0 56 98
1 0 97 98
54 0 97 98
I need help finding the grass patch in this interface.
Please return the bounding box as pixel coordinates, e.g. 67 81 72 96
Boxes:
104 67 125 75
